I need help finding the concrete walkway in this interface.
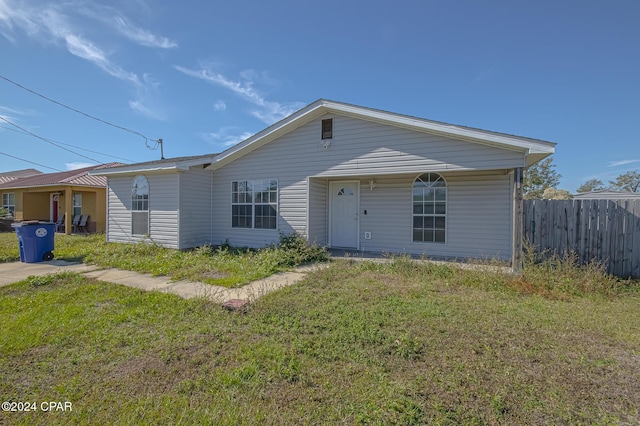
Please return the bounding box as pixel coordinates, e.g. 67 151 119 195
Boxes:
0 260 99 286
0 260 325 303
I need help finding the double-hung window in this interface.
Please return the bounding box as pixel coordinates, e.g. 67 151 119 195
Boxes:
232 179 278 229
73 193 82 217
412 173 446 243
2 193 15 217
132 175 149 235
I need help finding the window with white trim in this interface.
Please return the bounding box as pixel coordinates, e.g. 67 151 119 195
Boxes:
2 193 15 217
132 175 149 235
412 173 446 243
232 179 278 229
73 193 82 217
322 118 333 139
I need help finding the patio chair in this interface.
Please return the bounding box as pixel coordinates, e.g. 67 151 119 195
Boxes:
77 214 89 233
55 214 65 232
71 215 81 233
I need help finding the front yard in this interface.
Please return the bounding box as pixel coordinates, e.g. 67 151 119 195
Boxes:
1 233 639 424
0 232 328 287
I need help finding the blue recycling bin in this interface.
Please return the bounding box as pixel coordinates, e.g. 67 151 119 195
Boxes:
12 221 56 263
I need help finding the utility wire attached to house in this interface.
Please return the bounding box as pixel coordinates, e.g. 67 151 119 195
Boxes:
0 73 162 152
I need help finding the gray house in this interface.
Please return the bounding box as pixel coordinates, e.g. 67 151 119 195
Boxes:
93 100 555 264
573 189 640 200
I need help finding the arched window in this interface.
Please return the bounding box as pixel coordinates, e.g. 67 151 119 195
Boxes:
132 175 149 235
412 173 446 243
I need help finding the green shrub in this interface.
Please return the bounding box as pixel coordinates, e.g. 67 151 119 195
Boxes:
267 233 329 267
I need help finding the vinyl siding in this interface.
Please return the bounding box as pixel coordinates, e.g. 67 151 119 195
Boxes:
178 167 214 249
211 173 305 248
106 173 179 248
308 178 328 245
358 172 512 260
210 114 520 254
106 177 134 244
224 115 525 176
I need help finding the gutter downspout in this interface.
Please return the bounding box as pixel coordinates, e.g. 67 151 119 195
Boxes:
512 167 524 271
210 170 214 245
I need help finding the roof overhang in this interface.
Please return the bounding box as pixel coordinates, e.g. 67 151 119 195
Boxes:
91 155 217 176
0 183 104 191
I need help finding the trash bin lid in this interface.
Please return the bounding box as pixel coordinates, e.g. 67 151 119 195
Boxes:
11 221 53 227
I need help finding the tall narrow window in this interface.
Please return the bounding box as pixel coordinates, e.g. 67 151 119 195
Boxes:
253 179 278 229
132 175 149 235
232 179 278 229
412 173 446 243
72 193 82 217
322 118 333 139
2 193 15 217
231 180 253 228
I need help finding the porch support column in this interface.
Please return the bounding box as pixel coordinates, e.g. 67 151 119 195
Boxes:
512 167 524 271
64 187 73 235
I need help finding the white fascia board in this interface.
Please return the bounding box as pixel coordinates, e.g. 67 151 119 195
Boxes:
92 165 178 176
91 156 216 176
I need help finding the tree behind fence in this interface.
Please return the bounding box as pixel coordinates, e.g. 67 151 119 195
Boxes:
524 199 640 278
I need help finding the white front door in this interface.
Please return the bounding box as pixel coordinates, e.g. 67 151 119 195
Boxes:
330 181 359 248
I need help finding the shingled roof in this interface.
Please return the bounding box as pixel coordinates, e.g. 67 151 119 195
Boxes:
0 163 123 189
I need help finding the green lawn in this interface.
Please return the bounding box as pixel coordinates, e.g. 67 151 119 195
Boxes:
1 249 639 424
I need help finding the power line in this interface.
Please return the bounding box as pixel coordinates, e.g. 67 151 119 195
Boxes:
0 151 61 172
0 116 101 163
0 124 133 162
0 73 160 149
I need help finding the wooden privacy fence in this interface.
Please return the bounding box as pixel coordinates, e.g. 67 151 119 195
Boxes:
524 199 640 278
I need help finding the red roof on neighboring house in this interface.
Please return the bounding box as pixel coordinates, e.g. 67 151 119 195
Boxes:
0 168 42 184
0 163 123 189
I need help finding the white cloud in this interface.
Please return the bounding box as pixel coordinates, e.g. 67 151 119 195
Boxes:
66 162 95 170
608 159 640 167
0 114 14 129
0 1 169 120
0 0 39 42
174 65 305 124
111 15 177 48
64 33 141 85
213 100 227 111
200 128 253 147
0 106 35 130
0 105 36 116
129 100 165 120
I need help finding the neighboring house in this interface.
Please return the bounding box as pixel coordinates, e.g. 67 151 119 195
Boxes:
0 163 122 234
93 99 556 265
0 169 43 217
0 168 42 185
573 190 640 200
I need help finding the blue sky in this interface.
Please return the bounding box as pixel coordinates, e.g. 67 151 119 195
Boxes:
1 0 638 192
